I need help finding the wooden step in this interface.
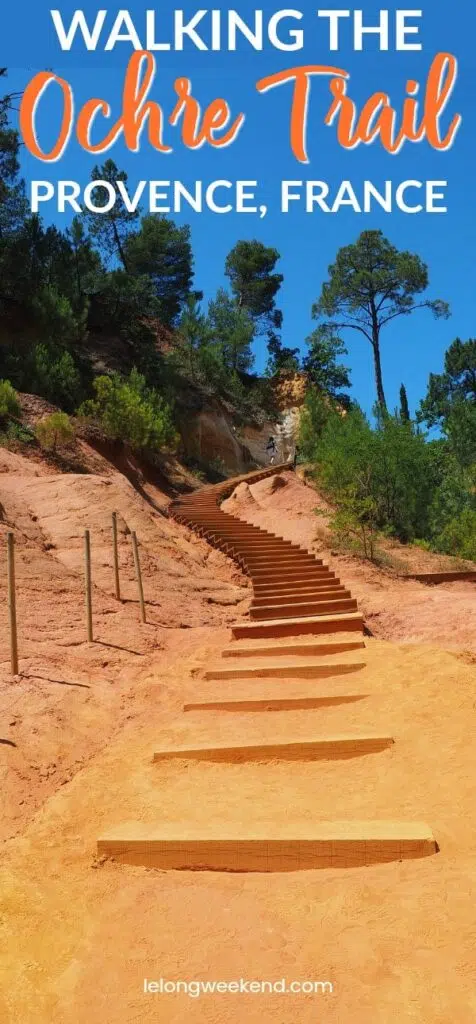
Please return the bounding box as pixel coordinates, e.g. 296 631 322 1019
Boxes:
245 552 319 561
98 821 437 871
253 576 338 593
232 612 364 640
229 547 299 556
251 588 349 607
222 638 366 658
183 692 368 712
152 734 394 763
253 579 337 593
204 656 365 680
250 567 335 581
225 540 296 548
250 598 358 620
244 561 319 569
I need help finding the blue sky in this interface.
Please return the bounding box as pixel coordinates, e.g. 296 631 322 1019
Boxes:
2 1 475 416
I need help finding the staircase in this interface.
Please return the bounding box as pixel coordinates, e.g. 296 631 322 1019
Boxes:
98 465 437 872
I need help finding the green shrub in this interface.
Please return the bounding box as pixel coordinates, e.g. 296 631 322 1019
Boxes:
311 407 442 545
0 380 20 419
31 345 83 412
78 369 177 452
5 421 34 444
36 412 75 452
326 478 379 561
434 507 476 561
413 538 432 552
299 387 333 459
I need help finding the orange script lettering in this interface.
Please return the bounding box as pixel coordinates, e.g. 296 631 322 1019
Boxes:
20 52 245 160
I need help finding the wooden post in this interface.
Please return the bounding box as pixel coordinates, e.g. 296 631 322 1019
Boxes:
131 531 146 623
112 512 120 601
84 529 93 642
7 532 19 676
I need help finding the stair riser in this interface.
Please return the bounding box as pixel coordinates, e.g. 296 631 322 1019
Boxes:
153 736 394 763
227 548 300 557
253 578 337 591
251 600 358 620
249 568 331 580
252 586 347 598
232 615 364 639
253 577 335 593
97 837 436 872
222 641 366 658
204 662 365 680
251 590 349 607
245 562 323 571
183 695 367 712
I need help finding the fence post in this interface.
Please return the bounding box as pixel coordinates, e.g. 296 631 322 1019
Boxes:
7 532 19 676
84 529 93 642
112 512 121 601
131 531 146 623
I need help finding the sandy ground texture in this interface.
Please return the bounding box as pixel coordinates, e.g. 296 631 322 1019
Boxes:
1 638 476 1023
0 447 251 841
223 471 476 651
1 458 475 1023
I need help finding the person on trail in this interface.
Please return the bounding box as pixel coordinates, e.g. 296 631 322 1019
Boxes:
266 436 277 464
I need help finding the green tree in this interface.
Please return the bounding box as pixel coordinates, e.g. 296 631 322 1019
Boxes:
36 412 75 452
28 344 84 412
0 379 20 419
419 338 476 427
307 406 441 546
0 215 88 353
0 69 27 237
303 326 351 401
327 479 379 561
299 387 336 460
419 338 476 467
177 294 211 379
434 507 476 561
399 384 411 422
124 215 194 326
88 269 158 342
85 159 139 269
0 215 47 309
444 401 476 468
313 230 450 412
78 369 176 452
266 336 301 376
208 289 255 374
66 217 103 313
225 240 283 362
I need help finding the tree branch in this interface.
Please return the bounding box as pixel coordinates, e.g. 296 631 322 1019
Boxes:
379 302 431 328
323 321 373 344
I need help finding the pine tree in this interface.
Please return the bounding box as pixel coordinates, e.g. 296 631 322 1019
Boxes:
313 230 450 413
399 383 411 422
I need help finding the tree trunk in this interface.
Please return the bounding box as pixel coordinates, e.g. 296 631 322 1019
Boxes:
113 222 128 272
369 301 387 413
372 340 387 412
368 319 386 415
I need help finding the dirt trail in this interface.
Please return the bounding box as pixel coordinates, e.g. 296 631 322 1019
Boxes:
1 460 475 1023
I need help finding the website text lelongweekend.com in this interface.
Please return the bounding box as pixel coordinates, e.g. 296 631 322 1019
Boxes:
144 978 333 998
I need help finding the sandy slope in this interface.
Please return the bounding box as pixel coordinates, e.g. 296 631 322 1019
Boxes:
0 450 250 841
1 459 475 1023
1 638 476 1023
